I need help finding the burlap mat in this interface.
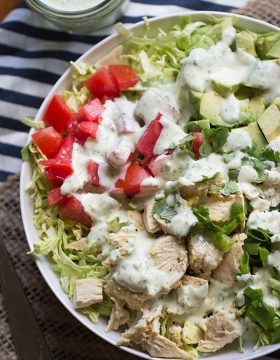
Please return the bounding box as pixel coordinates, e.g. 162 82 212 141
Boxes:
1 1 280 359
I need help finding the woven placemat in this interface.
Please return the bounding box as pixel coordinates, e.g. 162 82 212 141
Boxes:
2 1 280 359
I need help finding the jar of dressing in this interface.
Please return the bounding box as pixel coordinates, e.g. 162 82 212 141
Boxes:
25 0 129 33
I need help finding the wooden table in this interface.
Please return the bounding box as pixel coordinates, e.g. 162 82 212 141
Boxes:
0 0 21 20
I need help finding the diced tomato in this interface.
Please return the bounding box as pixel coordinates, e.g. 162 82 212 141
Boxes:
79 98 104 124
43 95 72 133
85 67 119 99
75 121 98 144
32 126 62 159
191 132 203 160
148 153 171 176
136 113 163 158
60 197 92 228
114 163 151 196
44 167 70 187
40 134 74 175
108 65 139 91
47 188 66 206
87 160 99 187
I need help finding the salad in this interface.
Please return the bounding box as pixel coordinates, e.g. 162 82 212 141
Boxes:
22 15 280 359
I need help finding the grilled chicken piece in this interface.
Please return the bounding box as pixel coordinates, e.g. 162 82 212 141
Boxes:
149 235 188 291
104 279 153 310
177 173 226 206
106 299 129 332
127 210 144 231
66 238 87 250
176 275 208 309
203 193 244 223
120 307 196 359
73 278 103 309
197 311 241 353
212 233 246 287
187 234 224 278
143 200 161 233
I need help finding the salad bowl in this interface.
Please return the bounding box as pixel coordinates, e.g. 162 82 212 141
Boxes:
20 11 280 360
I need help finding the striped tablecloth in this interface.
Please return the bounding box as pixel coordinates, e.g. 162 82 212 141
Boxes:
0 0 251 182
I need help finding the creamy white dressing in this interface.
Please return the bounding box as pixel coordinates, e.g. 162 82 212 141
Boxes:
247 210 280 235
161 194 197 237
113 231 180 296
268 136 280 152
177 283 208 309
182 26 280 101
268 251 280 271
220 94 241 124
251 268 280 308
134 88 180 124
39 0 105 11
183 153 229 183
153 116 186 155
223 129 252 153
238 165 261 199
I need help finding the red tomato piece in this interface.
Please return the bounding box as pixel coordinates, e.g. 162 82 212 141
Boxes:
87 160 100 187
40 134 74 175
191 132 203 160
79 98 104 124
32 126 62 159
60 197 92 228
43 95 72 133
85 67 119 99
75 121 98 144
115 163 151 196
136 113 163 158
44 167 70 187
108 65 139 91
47 188 66 206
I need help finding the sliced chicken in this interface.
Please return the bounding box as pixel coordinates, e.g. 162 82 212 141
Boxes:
187 234 224 278
197 311 241 353
203 193 244 223
120 307 196 359
177 173 226 206
149 235 188 291
104 278 153 310
66 238 87 250
73 278 103 309
143 200 161 233
177 275 208 309
212 233 246 287
127 210 144 231
106 299 129 332
168 324 183 347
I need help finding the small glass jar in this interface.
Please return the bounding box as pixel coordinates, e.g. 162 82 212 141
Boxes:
25 0 129 33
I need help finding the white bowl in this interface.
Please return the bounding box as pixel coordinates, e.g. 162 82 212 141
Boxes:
20 11 280 360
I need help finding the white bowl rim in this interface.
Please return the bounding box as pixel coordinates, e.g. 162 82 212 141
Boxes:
20 10 280 360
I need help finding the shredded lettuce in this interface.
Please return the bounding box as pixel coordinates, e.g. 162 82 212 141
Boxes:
28 144 108 322
22 116 44 129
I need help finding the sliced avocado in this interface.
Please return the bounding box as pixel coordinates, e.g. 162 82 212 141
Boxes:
208 17 233 43
200 91 249 127
235 86 255 100
213 80 239 98
188 119 210 132
239 96 266 124
258 104 280 142
256 32 280 59
243 122 267 154
188 89 203 112
267 39 280 58
236 30 257 57
200 91 230 127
